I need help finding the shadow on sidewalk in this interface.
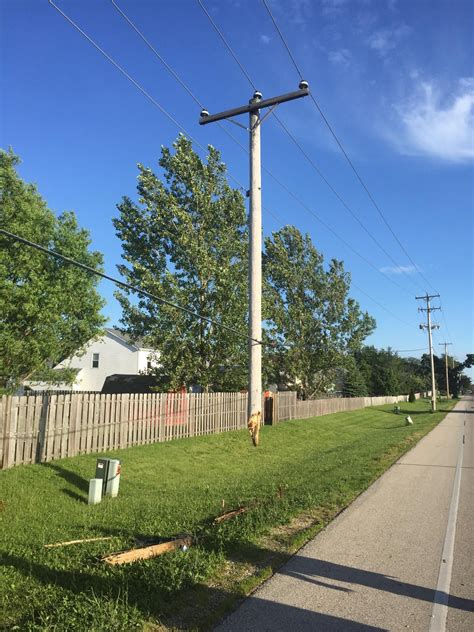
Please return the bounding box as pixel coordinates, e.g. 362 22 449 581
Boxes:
278 555 474 613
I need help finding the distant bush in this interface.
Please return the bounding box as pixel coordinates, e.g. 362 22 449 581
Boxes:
408 389 416 403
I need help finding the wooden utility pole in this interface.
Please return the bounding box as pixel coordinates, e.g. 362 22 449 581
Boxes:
416 293 440 411
439 342 452 399
199 83 309 443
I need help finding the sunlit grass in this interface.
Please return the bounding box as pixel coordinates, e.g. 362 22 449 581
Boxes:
0 398 456 630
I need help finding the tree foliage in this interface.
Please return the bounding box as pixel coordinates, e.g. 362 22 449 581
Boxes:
355 346 427 396
0 150 106 391
342 355 368 397
263 226 375 397
113 136 248 391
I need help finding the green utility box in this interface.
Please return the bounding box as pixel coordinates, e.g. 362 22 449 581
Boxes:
95 458 121 497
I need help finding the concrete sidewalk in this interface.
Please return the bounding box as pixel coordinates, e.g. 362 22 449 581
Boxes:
216 397 473 632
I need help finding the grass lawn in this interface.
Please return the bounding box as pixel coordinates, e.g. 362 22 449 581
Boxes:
0 398 457 631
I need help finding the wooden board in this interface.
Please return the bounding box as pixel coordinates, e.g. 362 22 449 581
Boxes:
102 536 192 566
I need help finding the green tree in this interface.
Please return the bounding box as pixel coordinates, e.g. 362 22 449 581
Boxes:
354 346 422 396
450 353 473 397
263 226 375 397
0 150 105 391
113 136 248 391
343 356 368 397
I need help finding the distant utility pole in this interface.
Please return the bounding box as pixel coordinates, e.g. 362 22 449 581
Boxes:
199 82 309 438
416 293 441 411
439 342 453 399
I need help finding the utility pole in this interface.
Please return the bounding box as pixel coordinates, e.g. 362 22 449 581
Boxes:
199 82 309 443
439 342 452 399
416 293 441 412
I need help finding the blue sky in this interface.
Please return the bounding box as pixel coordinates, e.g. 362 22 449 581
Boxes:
1 0 473 376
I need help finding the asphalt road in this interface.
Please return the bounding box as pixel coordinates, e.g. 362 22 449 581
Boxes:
216 396 473 632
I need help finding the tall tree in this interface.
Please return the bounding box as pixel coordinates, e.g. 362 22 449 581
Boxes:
263 226 375 397
0 150 105 391
343 355 368 397
113 136 248 391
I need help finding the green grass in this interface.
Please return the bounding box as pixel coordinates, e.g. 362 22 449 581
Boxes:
0 398 457 631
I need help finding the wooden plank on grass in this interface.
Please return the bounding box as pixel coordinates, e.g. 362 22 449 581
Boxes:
45 536 114 548
214 506 248 524
102 536 192 566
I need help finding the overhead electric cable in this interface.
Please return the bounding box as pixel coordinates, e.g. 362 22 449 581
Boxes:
261 0 438 294
195 0 420 295
48 1 281 226
109 0 414 323
0 228 263 345
269 114 419 294
196 0 257 91
439 301 458 361
196 0 415 300
49 1 413 327
395 348 429 353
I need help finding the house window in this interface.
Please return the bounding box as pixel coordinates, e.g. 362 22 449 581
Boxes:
92 353 100 368
147 360 152 371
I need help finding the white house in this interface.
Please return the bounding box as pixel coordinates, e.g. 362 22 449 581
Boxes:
29 328 159 392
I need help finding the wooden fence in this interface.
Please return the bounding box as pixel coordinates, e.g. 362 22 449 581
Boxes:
0 391 425 469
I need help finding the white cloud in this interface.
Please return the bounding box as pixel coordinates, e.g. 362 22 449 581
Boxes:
260 34 271 45
393 79 474 162
379 265 418 275
328 48 351 66
368 25 411 56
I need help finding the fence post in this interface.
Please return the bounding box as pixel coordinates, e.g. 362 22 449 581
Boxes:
2 396 17 469
68 394 80 457
36 394 49 463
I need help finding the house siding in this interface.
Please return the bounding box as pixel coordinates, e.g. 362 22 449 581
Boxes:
28 331 159 392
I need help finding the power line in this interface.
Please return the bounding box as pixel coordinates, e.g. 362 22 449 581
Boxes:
0 228 263 345
269 113 418 295
349 283 411 327
50 0 413 328
262 0 460 353
196 0 417 300
261 0 437 295
48 0 282 229
196 0 257 92
107 0 413 326
395 348 429 353
109 0 282 229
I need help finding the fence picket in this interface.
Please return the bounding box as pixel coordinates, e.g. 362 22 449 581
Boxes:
0 390 423 468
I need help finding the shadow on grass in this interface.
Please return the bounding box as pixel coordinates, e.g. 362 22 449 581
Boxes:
372 424 408 430
62 488 87 503
374 407 455 417
2 549 390 631
4 537 474 631
43 463 89 494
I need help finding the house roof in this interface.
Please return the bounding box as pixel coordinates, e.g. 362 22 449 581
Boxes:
106 328 148 350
